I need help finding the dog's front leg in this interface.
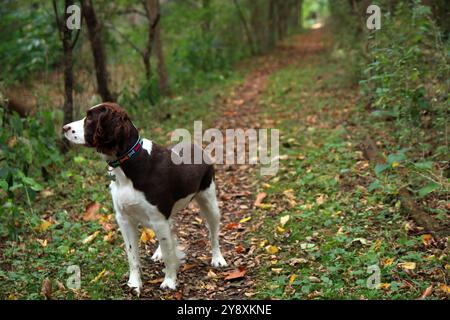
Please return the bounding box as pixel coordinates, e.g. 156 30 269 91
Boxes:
116 213 142 295
152 217 179 290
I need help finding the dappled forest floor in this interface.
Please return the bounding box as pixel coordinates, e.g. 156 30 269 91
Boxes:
2 27 448 300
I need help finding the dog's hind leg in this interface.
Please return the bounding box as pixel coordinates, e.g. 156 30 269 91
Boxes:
194 181 228 267
152 218 185 262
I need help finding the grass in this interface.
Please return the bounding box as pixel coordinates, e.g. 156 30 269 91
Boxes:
252 52 449 299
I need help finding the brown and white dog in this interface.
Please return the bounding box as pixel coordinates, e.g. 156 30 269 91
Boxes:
63 102 227 294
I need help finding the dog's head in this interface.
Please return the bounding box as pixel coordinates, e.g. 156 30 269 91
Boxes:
63 102 138 156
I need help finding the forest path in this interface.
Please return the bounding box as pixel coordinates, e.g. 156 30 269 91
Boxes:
137 28 327 300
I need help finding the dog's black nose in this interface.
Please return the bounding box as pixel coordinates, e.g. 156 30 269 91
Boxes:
62 125 71 133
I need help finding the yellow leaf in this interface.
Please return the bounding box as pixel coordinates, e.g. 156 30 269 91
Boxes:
259 240 267 248
266 245 279 254
374 239 382 251
444 264 450 270
82 231 100 244
381 258 394 266
398 262 416 270
207 270 218 279
90 269 107 283
36 219 52 232
439 284 450 294
103 231 115 243
289 274 297 284
140 228 155 243
36 239 48 248
239 216 252 223
276 226 285 234
257 204 273 210
280 215 290 227
271 268 283 274
7 294 17 300
270 259 278 265
391 161 400 168
378 283 391 290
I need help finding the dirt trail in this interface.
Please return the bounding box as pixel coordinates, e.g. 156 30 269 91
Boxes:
138 29 326 300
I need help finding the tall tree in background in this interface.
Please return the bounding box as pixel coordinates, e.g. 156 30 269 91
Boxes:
154 0 169 96
53 0 81 150
80 0 114 102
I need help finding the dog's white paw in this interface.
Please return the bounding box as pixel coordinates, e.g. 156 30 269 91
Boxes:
127 274 142 296
211 254 228 267
151 246 162 261
160 277 177 290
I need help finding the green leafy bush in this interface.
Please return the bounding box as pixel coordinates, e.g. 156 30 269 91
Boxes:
0 105 62 239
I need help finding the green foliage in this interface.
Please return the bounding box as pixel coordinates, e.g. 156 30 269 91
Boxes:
361 1 449 146
0 105 63 239
0 1 60 85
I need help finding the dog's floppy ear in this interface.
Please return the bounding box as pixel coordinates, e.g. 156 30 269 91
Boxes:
93 106 116 155
92 105 132 155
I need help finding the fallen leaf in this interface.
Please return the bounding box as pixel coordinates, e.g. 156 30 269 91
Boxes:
90 269 107 283
283 189 297 207
257 203 273 210
174 292 183 300
224 222 239 230
439 284 450 294
82 231 100 244
398 262 416 270
239 216 252 223
254 192 267 207
40 189 55 198
421 234 433 246
103 231 115 242
235 245 245 253
276 226 285 234
83 202 101 221
140 228 155 243
36 219 52 233
271 268 283 274
280 215 290 227
308 276 321 283
378 283 391 290
381 258 394 266
182 264 196 272
315 194 326 205
289 274 297 284
148 278 164 284
418 285 433 299
265 245 279 254
224 269 246 280
351 238 368 245
289 258 307 266
36 239 48 248
207 270 218 279
41 278 52 300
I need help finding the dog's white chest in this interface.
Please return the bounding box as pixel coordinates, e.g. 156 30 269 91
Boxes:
109 170 159 228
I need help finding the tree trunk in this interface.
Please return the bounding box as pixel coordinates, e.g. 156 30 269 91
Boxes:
80 0 114 102
268 0 277 50
143 0 160 81
155 11 169 96
232 0 256 54
63 0 74 126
